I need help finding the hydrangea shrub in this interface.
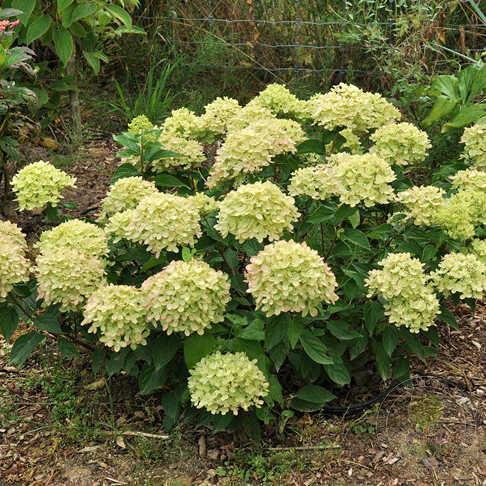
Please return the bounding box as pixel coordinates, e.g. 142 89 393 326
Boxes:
2 83 485 437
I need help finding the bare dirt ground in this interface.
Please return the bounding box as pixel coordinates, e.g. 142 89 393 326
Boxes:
1 143 485 485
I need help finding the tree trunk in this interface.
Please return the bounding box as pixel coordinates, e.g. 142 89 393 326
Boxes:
66 49 82 146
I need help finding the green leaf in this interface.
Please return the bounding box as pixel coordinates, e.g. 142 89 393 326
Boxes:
105 4 132 25
348 209 360 228
327 320 362 340
382 326 399 357
105 349 128 376
183 334 218 369
349 336 368 360
34 306 62 333
392 357 410 381
367 224 393 240
324 362 351 385
422 96 457 127
364 301 383 335
58 337 79 358
11 0 36 24
69 2 98 25
0 304 19 340
306 204 335 224
138 365 167 395
111 163 140 182
335 204 356 223
342 228 370 250
10 332 45 367
52 28 73 66
374 341 391 381
82 51 101 74
439 305 458 330
25 14 52 44
148 334 179 370
297 139 324 155
265 316 288 351
153 173 190 190
287 318 304 349
161 390 181 430
300 331 334 365
444 105 486 130
57 0 74 13
294 384 336 404
238 318 265 341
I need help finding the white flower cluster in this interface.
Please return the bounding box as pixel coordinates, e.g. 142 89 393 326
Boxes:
461 123 486 169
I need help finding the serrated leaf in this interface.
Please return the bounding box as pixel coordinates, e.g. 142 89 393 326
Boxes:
111 163 140 182
58 337 79 358
148 334 179 370
34 306 62 333
294 384 336 404
0 304 19 340
327 320 362 340
153 173 190 189
10 332 45 367
382 326 399 356
287 318 304 349
183 334 218 369
324 362 351 385
238 318 265 341
364 301 383 335
300 331 334 365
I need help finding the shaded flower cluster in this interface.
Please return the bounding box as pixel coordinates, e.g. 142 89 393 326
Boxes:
156 130 205 171
461 123 486 169
82 284 149 351
288 165 337 200
127 115 157 142
469 239 486 264
370 122 431 166
207 118 306 188
188 351 269 415
307 83 401 133
432 253 486 299
397 186 445 226
12 161 76 211
246 240 338 317
216 181 300 243
106 193 202 256
143 260 231 336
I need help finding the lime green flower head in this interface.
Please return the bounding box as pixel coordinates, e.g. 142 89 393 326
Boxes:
200 97 242 136
36 247 106 312
143 259 231 336
469 239 486 264
106 193 202 256
189 192 219 215
383 286 440 333
370 122 431 166
246 240 338 317
82 284 149 352
339 128 363 154
461 123 486 169
127 115 157 141
288 165 337 200
99 176 158 220
0 220 27 250
207 118 306 188
450 168 486 192
226 102 275 132
188 351 269 415
162 107 205 140
307 83 401 133
397 185 445 226
156 130 205 171
12 161 76 211
365 252 428 300
0 235 30 300
216 181 300 243
250 83 308 119
35 220 108 258
329 153 395 207
432 252 486 299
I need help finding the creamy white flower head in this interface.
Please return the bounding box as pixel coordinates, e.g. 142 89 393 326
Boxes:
216 181 300 243
246 240 338 317
226 102 275 132
397 186 445 226
188 351 269 415
143 259 230 336
249 84 308 119
370 122 431 166
161 107 205 139
99 177 158 220
0 220 27 250
288 164 337 200
207 118 306 188
200 97 242 136
36 247 106 312
0 235 30 300
450 168 486 192
365 252 428 300
11 161 76 211
82 284 149 352
307 83 401 133
432 252 486 299
328 153 396 207
155 130 206 171
35 220 108 258
189 193 219 215
461 123 486 169
106 193 202 256
339 128 363 154
127 115 157 142
469 239 486 264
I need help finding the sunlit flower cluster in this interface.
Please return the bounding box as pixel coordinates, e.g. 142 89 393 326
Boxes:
469 239 486 264
127 115 157 141
288 165 337 200
366 253 439 332
189 192 219 215
307 83 401 133
36 248 105 311
225 103 275 132
461 123 486 169
200 97 242 136
450 168 486 192
11 161 76 211
82 284 149 351
106 193 202 256
0 222 30 300
35 220 108 258
397 186 445 226
99 176 158 221
370 122 431 166
246 240 338 317
207 118 306 187
162 107 205 140
250 83 308 119
329 153 396 207
188 351 269 415
156 130 206 171
432 253 486 299
143 260 230 336
216 181 300 243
